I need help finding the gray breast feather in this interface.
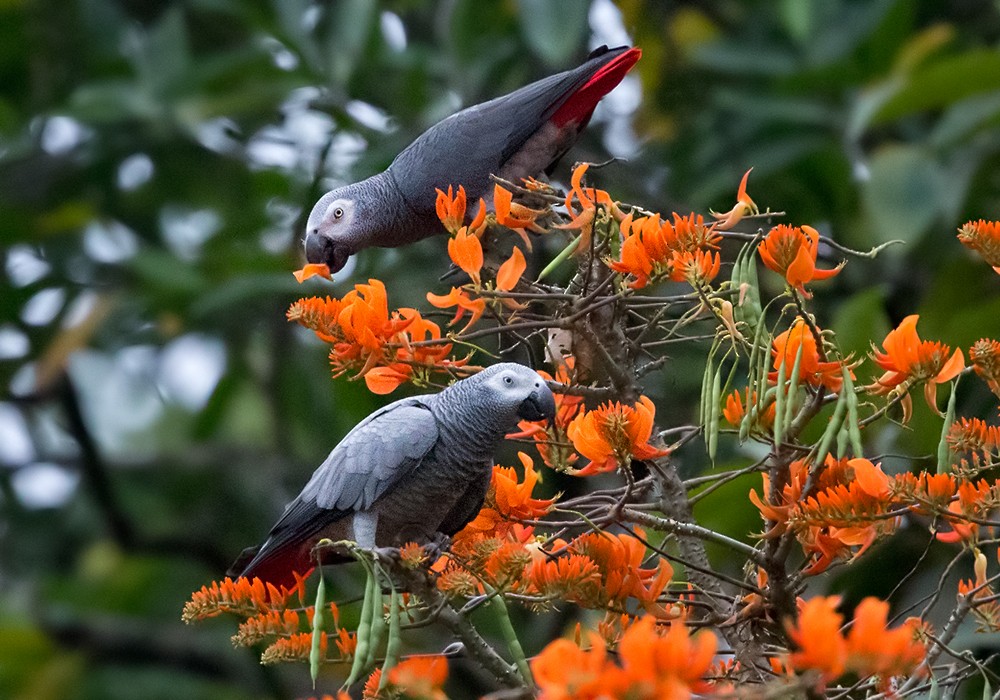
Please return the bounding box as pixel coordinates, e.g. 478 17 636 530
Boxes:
301 399 439 512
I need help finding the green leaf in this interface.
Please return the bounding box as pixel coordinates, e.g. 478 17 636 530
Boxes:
862 145 945 245
874 49 1000 123
516 0 588 67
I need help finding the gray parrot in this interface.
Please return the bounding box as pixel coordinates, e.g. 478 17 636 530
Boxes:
230 363 556 585
305 45 642 273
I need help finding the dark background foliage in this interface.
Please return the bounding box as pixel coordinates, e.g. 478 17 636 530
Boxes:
3 1 1000 697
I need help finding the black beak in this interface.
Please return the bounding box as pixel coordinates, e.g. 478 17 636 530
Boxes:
305 233 350 273
517 383 557 422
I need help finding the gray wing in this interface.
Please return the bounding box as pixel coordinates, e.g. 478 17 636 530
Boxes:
388 47 628 206
299 397 439 511
234 397 440 580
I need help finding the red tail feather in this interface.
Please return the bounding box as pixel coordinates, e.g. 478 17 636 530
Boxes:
552 47 642 127
238 547 312 589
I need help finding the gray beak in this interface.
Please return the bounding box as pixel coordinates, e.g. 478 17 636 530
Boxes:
517 383 557 422
305 233 350 273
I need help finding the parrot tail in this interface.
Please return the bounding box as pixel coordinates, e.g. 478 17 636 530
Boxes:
226 541 352 589
552 46 642 127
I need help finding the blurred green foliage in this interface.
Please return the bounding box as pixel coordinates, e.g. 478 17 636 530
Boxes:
2 0 1000 697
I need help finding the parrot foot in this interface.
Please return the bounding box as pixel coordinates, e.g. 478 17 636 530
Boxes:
312 538 362 563
424 532 452 560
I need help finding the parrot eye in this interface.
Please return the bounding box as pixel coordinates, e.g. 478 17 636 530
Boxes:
332 207 344 220
503 375 513 385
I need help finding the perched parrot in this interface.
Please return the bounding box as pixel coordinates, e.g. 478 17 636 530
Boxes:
305 44 642 273
229 363 556 586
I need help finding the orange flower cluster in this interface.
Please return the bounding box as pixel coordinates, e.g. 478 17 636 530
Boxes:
609 211 721 289
261 631 324 666
771 317 849 393
786 596 926 690
566 395 669 476
524 530 674 614
970 337 1000 398
948 417 1000 457
870 314 964 417
758 224 842 297
232 608 301 647
458 453 556 542
428 184 531 328
532 616 716 700
957 219 1000 273
435 454 552 595
751 457 898 575
181 572 308 622
508 359 583 470
288 280 465 394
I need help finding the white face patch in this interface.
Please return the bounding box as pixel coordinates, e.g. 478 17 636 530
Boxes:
306 193 355 236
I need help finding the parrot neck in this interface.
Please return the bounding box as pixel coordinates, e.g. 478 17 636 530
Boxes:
356 171 438 249
433 388 516 462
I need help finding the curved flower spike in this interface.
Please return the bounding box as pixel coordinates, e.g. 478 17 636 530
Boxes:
712 168 758 230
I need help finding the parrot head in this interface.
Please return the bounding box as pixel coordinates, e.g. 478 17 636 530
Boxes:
475 363 556 423
304 187 360 273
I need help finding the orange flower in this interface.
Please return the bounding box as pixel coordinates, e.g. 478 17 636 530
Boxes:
261 631 324 665
566 395 669 476
448 228 483 286
460 453 556 541
957 219 1000 273
721 388 775 430
426 287 486 330
609 212 720 289
970 338 1000 398
289 281 462 394
363 669 382 700
557 162 622 254
292 262 332 283
232 609 301 647
363 363 412 395
533 617 716 700
947 417 1000 455
386 656 449 700
494 184 545 248
770 317 848 393
666 212 721 252
786 596 847 684
845 597 926 684
751 456 898 575
527 554 602 603
182 574 307 622
609 228 654 288
435 185 467 233
712 168 757 230
533 634 613 700
758 224 842 297
668 249 720 286
787 596 926 690
892 471 958 512
871 315 965 415
436 184 486 236
617 616 716 697
572 530 674 609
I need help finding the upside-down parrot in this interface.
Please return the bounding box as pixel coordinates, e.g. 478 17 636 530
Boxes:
229 363 556 586
304 45 642 273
